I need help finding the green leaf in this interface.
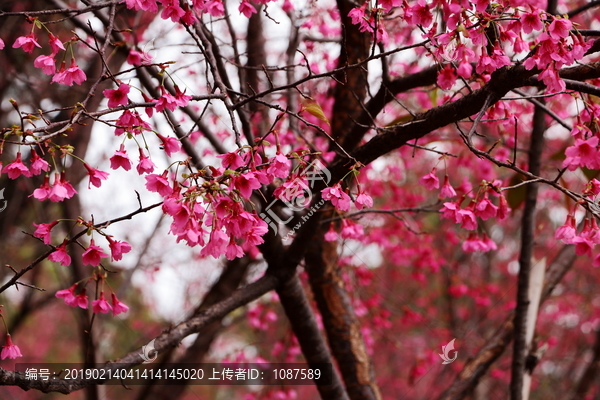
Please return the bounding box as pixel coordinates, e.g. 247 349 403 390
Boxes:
302 100 330 125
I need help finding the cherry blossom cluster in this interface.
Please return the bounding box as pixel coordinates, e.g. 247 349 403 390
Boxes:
11 19 86 86
554 179 600 264
434 174 510 252
1 82 191 201
2 147 79 202
34 218 132 265
419 162 507 254
321 184 373 212
33 217 132 315
56 282 129 316
124 0 278 23
562 104 600 171
347 1 591 94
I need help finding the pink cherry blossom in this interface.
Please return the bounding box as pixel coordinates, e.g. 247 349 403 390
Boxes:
218 151 245 170
73 289 89 309
520 11 543 34
48 173 77 202
341 219 364 239
497 195 510 219
103 83 130 108
92 291 113 314
355 192 373 210
231 172 262 198
52 60 87 86
239 0 256 17
267 153 291 178
82 239 109 266
437 65 457 90
572 236 593 257
33 221 59 244
224 210 256 238
547 17 572 41
419 168 439 190
124 0 159 12
205 0 224 16
476 44 511 74
156 133 181 156
155 91 179 112
324 225 338 241
115 110 151 135
83 163 109 188
457 62 473 79
48 33 65 54
56 285 87 308
474 195 498 220
282 0 293 12
145 172 173 196
580 218 600 244
126 49 153 65
407 0 433 27
12 34 41 53
161 2 185 22
0 38 4 50
136 149 156 175
321 186 351 211
4 152 30 179
538 65 566 94
274 177 308 204
555 214 577 242
378 0 401 12
584 179 600 197
30 151 50 175
107 237 132 261
109 144 132 171
200 229 229 258
348 4 370 32
181 8 197 25
441 201 461 223
1 334 23 360
462 233 488 252
55 284 77 305
482 233 498 251
111 293 129 316
48 242 72 266
34 55 56 75
457 208 477 230
440 176 457 198
562 137 599 170
225 240 244 260
173 86 192 107
243 220 268 246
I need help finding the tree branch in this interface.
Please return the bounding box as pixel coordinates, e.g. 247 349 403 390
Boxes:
510 101 546 400
277 274 351 400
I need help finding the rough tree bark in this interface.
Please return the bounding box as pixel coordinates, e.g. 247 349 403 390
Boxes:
510 102 547 400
